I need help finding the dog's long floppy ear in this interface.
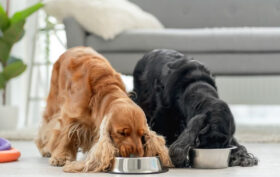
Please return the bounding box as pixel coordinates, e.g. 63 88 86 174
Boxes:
143 127 173 167
63 115 118 173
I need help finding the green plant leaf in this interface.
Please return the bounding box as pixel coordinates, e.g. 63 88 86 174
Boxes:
0 73 6 89
2 60 27 81
7 55 22 65
3 20 25 45
10 2 44 24
0 38 11 65
0 4 9 31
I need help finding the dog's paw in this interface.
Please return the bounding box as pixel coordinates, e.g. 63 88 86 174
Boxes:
37 146 51 158
230 154 258 167
169 145 190 167
49 155 70 166
63 161 85 173
240 156 258 167
229 146 258 167
42 152 51 158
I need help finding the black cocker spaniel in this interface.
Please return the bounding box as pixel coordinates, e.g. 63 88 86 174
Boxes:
132 49 258 167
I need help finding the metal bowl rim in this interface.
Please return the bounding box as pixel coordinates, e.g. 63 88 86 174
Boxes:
192 145 237 151
111 156 165 174
114 156 160 160
109 168 169 174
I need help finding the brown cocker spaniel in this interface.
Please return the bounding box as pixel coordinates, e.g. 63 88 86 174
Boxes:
35 47 172 172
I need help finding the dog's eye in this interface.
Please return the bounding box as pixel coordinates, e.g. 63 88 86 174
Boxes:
119 132 126 136
118 128 130 137
119 131 130 137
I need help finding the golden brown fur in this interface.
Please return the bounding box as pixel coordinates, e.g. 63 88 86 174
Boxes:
35 47 172 172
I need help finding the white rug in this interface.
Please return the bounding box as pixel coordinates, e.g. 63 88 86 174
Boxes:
0 127 37 141
45 0 163 39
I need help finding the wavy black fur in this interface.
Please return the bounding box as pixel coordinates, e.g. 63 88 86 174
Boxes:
132 49 258 167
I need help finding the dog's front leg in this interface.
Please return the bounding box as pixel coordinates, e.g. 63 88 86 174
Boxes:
49 132 77 166
169 114 207 167
169 130 195 167
48 119 78 166
229 138 258 167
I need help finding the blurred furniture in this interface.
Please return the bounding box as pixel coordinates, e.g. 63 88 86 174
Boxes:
64 0 280 75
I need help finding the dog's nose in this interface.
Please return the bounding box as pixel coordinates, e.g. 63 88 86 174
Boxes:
119 143 144 157
134 142 144 157
120 145 130 157
129 144 144 157
119 144 136 157
136 146 144 157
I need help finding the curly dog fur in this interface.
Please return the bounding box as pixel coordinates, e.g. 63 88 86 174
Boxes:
35 47 172 172
132 49 258 167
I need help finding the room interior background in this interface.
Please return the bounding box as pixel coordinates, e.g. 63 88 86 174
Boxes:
0 0 280 131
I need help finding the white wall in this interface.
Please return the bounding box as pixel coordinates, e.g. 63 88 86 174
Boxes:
217 76 280 105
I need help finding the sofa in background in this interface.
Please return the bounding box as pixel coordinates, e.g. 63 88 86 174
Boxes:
64 0 280 75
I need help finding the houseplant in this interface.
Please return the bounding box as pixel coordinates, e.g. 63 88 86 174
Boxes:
0 2 43 130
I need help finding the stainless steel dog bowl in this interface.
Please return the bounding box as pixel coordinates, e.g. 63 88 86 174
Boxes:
190 146 236 169
110 156 168 174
